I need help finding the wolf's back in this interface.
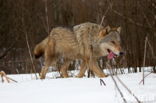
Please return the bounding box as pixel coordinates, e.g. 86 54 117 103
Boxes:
73 22 103 56
51 27 80 58
74 22 103 46
34 27 80 59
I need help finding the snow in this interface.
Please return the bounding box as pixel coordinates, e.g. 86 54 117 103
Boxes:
0 72 156 103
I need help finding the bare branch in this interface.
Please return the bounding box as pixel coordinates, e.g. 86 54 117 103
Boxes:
137 1 152 28
0 42 15 59
106 62 127 103
107 61 141 103
100 78 106 86
139 72 153 85
100 5 110 26
44 0 50 34
107 0 153 30
0 71 18 83
142 36 148 85
147 40 156 59
25 33 38 79
21 15 38 79
116 75 141 103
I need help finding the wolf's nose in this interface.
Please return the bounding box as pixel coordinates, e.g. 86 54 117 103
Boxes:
119 52 124 56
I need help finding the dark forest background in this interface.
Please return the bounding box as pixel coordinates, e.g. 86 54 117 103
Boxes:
0 0 156 74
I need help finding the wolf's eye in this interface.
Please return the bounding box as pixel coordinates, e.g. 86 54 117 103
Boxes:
111 41 115 44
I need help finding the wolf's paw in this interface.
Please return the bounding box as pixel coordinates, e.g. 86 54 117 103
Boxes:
98 74 108 78
75 74 84 78
60 73 69 78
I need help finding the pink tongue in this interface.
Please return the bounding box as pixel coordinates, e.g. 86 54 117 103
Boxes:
107 52 115 59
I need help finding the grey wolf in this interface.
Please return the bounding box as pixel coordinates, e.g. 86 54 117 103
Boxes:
34 22 123 79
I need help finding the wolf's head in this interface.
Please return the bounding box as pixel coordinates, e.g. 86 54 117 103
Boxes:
98 26 124 59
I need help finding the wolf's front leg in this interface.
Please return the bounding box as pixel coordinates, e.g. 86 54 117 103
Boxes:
89 59 107 78
76 61 87 78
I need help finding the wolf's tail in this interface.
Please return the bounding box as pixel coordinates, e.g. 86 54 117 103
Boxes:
34 38 48 59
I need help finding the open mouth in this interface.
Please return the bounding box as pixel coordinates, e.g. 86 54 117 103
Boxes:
107 49 117 59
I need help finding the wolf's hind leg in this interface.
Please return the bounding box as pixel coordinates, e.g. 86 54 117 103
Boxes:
40 66 49 79
60 61 71 78
40 59 56 79
40 40 55 79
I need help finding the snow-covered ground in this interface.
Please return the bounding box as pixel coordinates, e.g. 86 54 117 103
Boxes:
0 71 156 103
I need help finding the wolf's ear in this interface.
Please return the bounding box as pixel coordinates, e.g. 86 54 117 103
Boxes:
98 25 111 38
117 27 121 33
105 25 111 33
98 29 107 38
